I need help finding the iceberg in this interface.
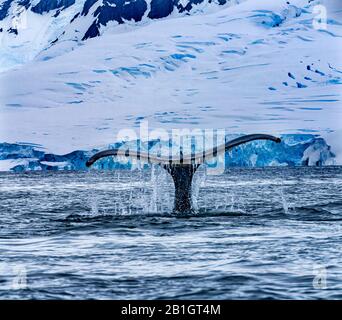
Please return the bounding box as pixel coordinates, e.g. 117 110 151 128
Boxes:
0 134 336 172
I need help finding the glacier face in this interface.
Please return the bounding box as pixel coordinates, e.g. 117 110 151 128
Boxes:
0 134 336 172
0 0 341 170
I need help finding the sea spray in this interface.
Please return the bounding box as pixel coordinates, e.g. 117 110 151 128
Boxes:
278 189 294 214
148 164 173 213
191 165 207 213
87 167 100 216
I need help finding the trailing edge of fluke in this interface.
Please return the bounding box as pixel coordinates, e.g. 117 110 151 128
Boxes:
86 134 281 167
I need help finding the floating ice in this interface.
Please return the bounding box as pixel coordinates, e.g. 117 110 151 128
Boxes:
0 134 336 172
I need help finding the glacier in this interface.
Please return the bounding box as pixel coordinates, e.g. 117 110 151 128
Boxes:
0 0 341 171
0 134 336 171
0 0 240 71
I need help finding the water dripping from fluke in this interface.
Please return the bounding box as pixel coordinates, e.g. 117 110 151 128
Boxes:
85 134 281 215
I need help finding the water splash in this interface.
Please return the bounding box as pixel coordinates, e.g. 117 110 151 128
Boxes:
87 167 100 216
229 193 247 213
191 165 207 212
278 189 294 214
90 195 99 215
148 164 173 213
149 164 158 213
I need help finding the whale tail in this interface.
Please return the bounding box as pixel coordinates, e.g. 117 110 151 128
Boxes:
86 134 281 213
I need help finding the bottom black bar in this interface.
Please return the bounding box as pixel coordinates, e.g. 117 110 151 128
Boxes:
0 300 339 318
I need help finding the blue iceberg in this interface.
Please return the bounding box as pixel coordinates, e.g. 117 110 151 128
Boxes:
0 134 336 172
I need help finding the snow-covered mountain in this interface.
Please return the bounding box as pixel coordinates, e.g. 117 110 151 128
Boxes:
0 0 240 70
0 0 341 171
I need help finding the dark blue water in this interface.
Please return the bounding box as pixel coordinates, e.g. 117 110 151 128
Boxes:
0 167 341 299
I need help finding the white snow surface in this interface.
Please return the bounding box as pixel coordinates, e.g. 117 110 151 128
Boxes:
0 158 38 171
0 0 341 160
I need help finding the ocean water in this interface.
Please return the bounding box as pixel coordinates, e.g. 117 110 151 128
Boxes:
0 166 341 299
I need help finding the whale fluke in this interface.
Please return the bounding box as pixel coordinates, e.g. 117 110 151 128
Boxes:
86 134 281 213
86 134 280 167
